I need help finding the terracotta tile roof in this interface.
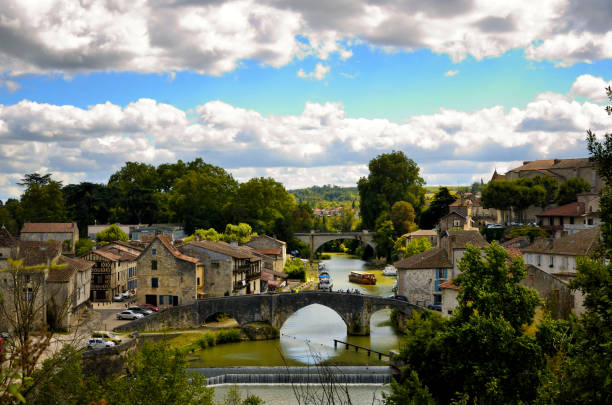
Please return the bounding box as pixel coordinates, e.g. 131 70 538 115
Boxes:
248 234 286 246
90 249 121 261
439 279 460 290
0 226 17 247
254 248 282 256
440 211 467 220
508 160 556 172
403 229 437 238
156 235 201 264
111 240 144 252
550 158 593 169
522 227 600 256
394 247 452 269
48 255 93 282
537 202 585 217
97 244 139 261
187 239 259 260
17 240 61 267
449 199 471 207
447 230 489 248
21 222 76 233
501 236 530 249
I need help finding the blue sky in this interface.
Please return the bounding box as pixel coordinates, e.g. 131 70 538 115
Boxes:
0 0 611 200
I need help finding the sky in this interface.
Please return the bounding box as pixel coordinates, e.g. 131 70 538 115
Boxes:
0 0 611 200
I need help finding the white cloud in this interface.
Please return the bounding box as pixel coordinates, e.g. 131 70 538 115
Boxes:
444 70 459 77
570 74 612 103
0 0 609 78
0 78 20 92
297 63 330 80
0 81 610 199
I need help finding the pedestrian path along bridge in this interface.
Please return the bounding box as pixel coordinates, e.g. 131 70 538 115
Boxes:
115 291 422 336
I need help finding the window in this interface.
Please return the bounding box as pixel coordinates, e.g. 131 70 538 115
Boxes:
588 218 594 225
22 288 33 301
152 278 158 288
453 219 461 227
549 256 554 267
537 255 541 266
151 260 157 270
562 257 568 268
197 277 201 286
24 275 30 283
570 217 574 225
211 261 220 269
152 248 157 255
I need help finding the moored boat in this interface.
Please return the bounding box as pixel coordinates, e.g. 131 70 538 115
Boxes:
318 271 333 291
382 265 397 276
348 271 376 285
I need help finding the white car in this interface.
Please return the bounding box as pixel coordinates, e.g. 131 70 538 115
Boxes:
121 290 130 299
87 338 115 350
116 310 144 320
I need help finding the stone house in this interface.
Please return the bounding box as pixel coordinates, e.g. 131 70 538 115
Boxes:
137 235 202 307
395 247 453 307
245 234 287 273
520 264 574 319
130 224 186 242
83 249 137 302
439 280 460 316
47 255 93 330
0 240 62 332
179 240 262 297
0 226 18 269
402 229 438 247
440 230 490 274
438 212 472 234
536 194 600 238
20 222 79 254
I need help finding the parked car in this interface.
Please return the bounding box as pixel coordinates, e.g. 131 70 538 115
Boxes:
87 338 115 350
139 303 159 312
128 306 153 316
121 290 130 299
112 294 124 302
387 294 408 302
116 310 144 320
487 223 504 229
91 330 122 344
427 304 442 312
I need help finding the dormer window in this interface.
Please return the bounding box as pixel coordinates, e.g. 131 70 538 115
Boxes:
152 248 157 255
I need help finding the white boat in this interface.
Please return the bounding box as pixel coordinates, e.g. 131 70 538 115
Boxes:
318 271 333 291
383 265 397 276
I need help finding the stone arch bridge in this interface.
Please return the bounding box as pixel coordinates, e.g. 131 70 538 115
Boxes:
294 231 377 259
115 291 422 336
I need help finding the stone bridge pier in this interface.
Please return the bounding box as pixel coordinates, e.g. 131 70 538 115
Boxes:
115 291 423 336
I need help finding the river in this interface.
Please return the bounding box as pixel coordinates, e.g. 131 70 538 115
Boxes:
191 253 400 404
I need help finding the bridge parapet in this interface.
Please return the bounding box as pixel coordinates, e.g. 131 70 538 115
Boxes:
294 231 377 260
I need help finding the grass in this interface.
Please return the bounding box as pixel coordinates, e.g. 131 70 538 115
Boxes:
165 328 244 354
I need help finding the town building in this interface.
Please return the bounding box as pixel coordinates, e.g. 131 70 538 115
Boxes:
179 240 262 297
245 234 287 273
402 229 438 247
47 255 93 330
20 222 79 254
83 248 137 302
536 193 600 237
97 242 143 294
137 235 202 307
438 212 472 234
395 247 452 307
0 226 18 269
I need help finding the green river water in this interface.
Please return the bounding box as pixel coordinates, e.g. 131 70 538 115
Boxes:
190 253 400 404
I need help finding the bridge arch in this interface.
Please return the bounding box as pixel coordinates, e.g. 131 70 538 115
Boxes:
279 303 350 336
294 231 377 260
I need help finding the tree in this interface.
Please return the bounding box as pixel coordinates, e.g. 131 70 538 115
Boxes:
108 162 159 224
389 243 543 404
556 177 591 205
63 182 115 236
17 173 52 187
506 225 547 242
221 223 256 244
108 341 214 405
532 176 558 209
390 201 417 236
96 224 129 243
481 179 515 211
75 238 95 256
169 166 238 233
419 187 457 229
19 176 66 222
292 202 314 232
358 151 425 230
374 219 396 260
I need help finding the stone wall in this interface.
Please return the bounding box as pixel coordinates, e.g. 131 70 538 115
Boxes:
179 245 233 297
397 268 436 307
521 265 573 319
137 238 197 307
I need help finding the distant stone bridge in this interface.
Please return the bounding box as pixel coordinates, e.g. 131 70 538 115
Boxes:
115 291 422 336
294 231 377 259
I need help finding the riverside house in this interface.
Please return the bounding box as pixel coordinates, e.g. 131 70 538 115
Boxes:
137 235 202 307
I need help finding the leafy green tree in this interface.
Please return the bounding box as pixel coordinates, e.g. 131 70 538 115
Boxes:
0 201 20 235
169 166 238 233
184 228 222 243
63 182 115 236
390 201 417 236
19 174 66 222
231 177 296 235
419 187 457 229
17 173 52 187
374 219 396 260
389 243 543 404
532 176 558 209
556 177 591 205
109 341 214 405
222 223 256 244
292 202 314 232
108 162 159 224
75 238 95 256
358 151 425 230
506 225 547 242
394 236 433 259
481 179 515 211
96 224 128 243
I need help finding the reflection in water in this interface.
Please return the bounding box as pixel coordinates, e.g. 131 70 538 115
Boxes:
318 253 396 297
188 253 400 368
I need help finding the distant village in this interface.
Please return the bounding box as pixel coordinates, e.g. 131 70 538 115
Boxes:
0 157 601 332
